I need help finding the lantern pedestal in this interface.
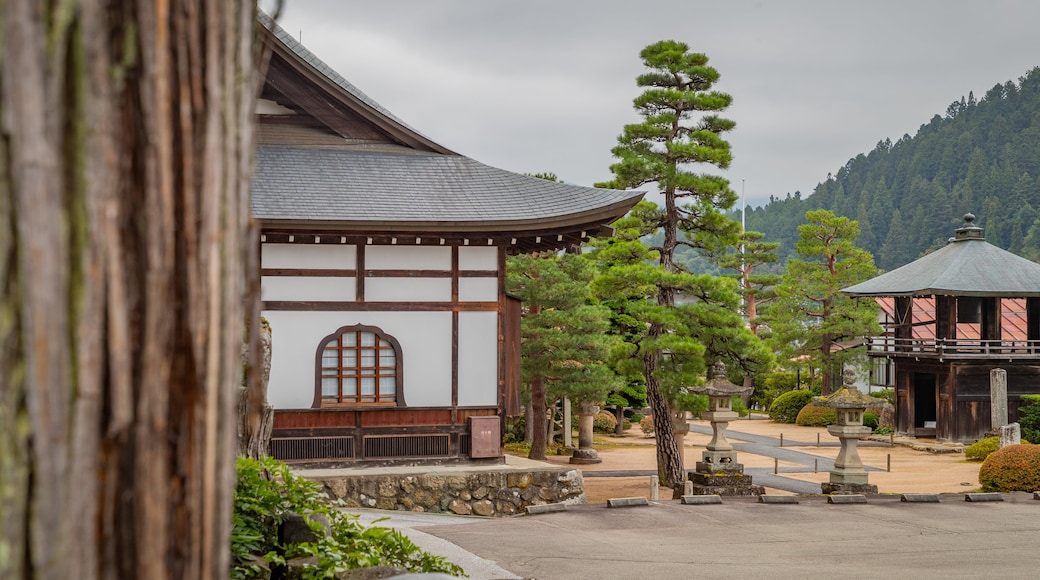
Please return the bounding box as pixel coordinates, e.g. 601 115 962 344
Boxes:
686 365 763 496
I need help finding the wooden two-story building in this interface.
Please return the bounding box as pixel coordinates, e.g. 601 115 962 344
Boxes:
253 17 642 464
844 214 1040 442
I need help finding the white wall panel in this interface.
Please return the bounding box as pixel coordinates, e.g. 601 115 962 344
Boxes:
457 311 499 406
261 276 355 302
366 278 451 302
366 246 451 270
262 310 453 409
262 243 356 269
458 278 498 302
458 247 498 271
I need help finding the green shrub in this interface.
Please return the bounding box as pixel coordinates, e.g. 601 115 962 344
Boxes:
231 456 463 579
768 389 814 424
639 415 655 437
629 413 645 424
622 418 633 431
869 388 895 404
751 371 798 410
979 443 1040 492
731 396 749 418
593 410 618 433
863 413 879 430
1017 394 1040 444
874 425 894 435
795 403 836 427
965 436 1000 461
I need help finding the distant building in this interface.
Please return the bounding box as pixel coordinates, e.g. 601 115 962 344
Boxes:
254 18 643 464
845 214 1040 442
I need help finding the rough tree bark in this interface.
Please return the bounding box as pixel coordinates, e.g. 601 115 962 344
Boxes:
0 1 260 577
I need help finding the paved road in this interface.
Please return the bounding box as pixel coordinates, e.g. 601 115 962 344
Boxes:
583 423 891 494
415 493 1040 580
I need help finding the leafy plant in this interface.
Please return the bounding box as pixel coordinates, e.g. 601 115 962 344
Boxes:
965 436 1001 461
593 410 619 433
869 388 895 405
231 456 464 579
873 425 894 435
795 403 836 427
979 443 1040 492
768 389 814 424
1016 394 1040 444
731 396 749 418
863 412 880 430
639 415 655 437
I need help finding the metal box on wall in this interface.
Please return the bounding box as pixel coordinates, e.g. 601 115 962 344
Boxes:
468 416 501 458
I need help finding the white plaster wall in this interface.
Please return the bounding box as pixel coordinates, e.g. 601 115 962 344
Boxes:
262 243 356 269
458 278 498 302
458 247 498 271
261 276 356 302
366 278 451 302
457 311 499 406
262 310 453 409
366 246 451 270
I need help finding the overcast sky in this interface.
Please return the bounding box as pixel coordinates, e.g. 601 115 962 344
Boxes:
268 0 1040 208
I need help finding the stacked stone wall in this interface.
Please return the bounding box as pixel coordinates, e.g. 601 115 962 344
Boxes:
314 468 585 517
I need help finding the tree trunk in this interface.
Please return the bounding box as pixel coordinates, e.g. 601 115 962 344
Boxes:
644 348 686 491
239 317 274 459
528 376 547 460
0 2 260 577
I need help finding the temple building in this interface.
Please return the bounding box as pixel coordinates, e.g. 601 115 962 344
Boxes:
253 18 642 464
844 214 1040 442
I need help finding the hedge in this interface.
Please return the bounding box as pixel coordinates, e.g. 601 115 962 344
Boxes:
768 390 814 424
979 443 1040 492
965 436 1000 461
795 403 836 427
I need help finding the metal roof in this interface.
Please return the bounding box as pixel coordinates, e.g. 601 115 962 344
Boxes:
252 145 643 231
843 215 1040 298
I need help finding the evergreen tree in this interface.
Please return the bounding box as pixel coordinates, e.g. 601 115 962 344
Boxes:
768 210 880 395
603 40 742 489
591 206 768 489
717 230 780 336
506 252 621 461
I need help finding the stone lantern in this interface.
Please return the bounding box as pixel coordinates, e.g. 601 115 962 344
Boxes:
814 384 885 494
570 402 602 464
686 362 762 496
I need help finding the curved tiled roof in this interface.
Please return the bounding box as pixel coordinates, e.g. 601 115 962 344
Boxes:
844 217 1040 297
253 145 642 231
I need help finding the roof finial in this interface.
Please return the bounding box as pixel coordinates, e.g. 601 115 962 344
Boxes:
954 212 984 241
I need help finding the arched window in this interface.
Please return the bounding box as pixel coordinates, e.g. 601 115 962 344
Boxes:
314 325 404 407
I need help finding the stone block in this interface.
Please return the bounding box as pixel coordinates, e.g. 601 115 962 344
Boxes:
999 423 1021 448
827 494 867 504
607 497 649 508
688 472 754 487
448 499 472 515
758 495 799 504
901 494 940 503
821 482 876 495
1034 491 1040 500
525 502 568 515
965 492 1004 502
681 495 723 505
472 499 495 516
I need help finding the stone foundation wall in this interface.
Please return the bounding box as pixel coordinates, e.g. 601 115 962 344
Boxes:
313 468 586 517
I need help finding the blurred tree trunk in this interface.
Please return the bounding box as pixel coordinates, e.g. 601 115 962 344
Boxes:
0 1 260 577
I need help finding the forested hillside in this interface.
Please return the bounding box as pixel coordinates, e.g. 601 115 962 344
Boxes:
743 66 1040 271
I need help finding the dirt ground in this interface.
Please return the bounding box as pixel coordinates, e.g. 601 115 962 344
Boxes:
537 417 983 503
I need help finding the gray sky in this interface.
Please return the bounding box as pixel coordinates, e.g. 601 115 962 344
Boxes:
268 0 1040 208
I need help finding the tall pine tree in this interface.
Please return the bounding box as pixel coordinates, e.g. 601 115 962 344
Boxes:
603 41 741 489
768 210 880 395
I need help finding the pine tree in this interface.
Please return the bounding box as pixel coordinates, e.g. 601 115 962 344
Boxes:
603 40 742 489
506 252 621 460
768 210 880 395
717 230 780 336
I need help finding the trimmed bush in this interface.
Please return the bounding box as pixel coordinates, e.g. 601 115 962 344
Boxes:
639 415 655 437
979 443 1040 492
768 389 814 424
965 436 1000 461
593 410 618 433
863 412 879 430
795 403 836 427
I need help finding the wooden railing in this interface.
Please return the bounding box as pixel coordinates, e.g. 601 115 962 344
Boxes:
867 337 1040 359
